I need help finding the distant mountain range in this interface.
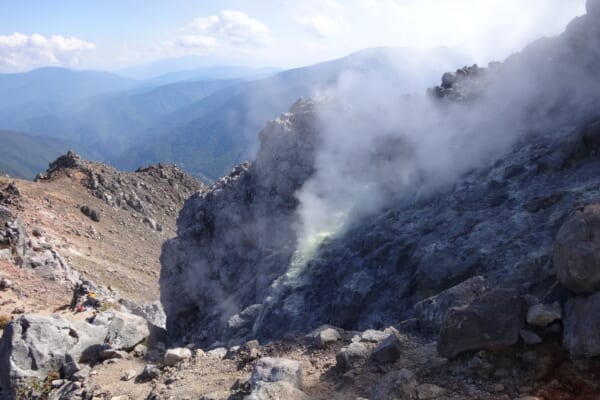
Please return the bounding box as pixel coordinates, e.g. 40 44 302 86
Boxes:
0 47 470 181
116 55 281 81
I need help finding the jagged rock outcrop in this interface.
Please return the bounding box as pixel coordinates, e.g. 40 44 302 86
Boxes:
161 5 600 348
160 100 319 343
38 150 203 224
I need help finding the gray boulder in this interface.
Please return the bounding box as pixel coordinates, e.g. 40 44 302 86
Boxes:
370 334 403 364
119 299 166 343
164 347 192 366
563 292 600 358
0 314 108 397
251 357 303 390
311 327 341 348
361 327 399 343
526 303 562 327
336 342 368 372
438 289 526 359
120 300 166 330
415 276 489 331
554 204 600 293
139 364 160 381
104 311 150 351
0 315 76 395
69 320 110 363
80 205 100 222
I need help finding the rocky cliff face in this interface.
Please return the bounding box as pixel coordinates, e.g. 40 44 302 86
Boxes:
161 3 600 349
160 100 319 342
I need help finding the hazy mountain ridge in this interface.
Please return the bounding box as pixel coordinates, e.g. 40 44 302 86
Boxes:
0 47 469 181
0 130 99 180
113 47 471 180
0 67 139 110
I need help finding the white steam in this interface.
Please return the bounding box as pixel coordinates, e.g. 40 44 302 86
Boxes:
294 8 600 252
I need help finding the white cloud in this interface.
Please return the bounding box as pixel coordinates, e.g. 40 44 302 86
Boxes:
297 14 341 38
291 0 347 38
176 10 270 51
0 32 95 72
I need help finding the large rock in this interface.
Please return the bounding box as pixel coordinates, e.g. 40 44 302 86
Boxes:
119 299 167 343
563 292 600 358
370 334 403 364
251 357 303 390
526 303 562 327
415 276 489 331
554 204 600 293
336 342 368 372
164 347 192 366
311 327 341 348
0 314 109 398
160 100 319 344
104 311 150 351
438 289 526 359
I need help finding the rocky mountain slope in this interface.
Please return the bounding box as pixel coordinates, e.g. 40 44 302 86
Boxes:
155 1 600 398
3 3 600 400
161 0 600 344
0 153 203 399
0 151 202 302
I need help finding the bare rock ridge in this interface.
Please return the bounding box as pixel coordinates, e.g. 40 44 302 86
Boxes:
39 150 202 227
161 2 600 359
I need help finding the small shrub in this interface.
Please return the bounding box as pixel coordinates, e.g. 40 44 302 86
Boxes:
0 314 11 330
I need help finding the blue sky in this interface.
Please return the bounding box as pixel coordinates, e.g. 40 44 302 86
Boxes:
0 0 586 73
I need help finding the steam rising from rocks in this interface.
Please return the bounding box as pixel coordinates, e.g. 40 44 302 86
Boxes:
294 8 600 250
